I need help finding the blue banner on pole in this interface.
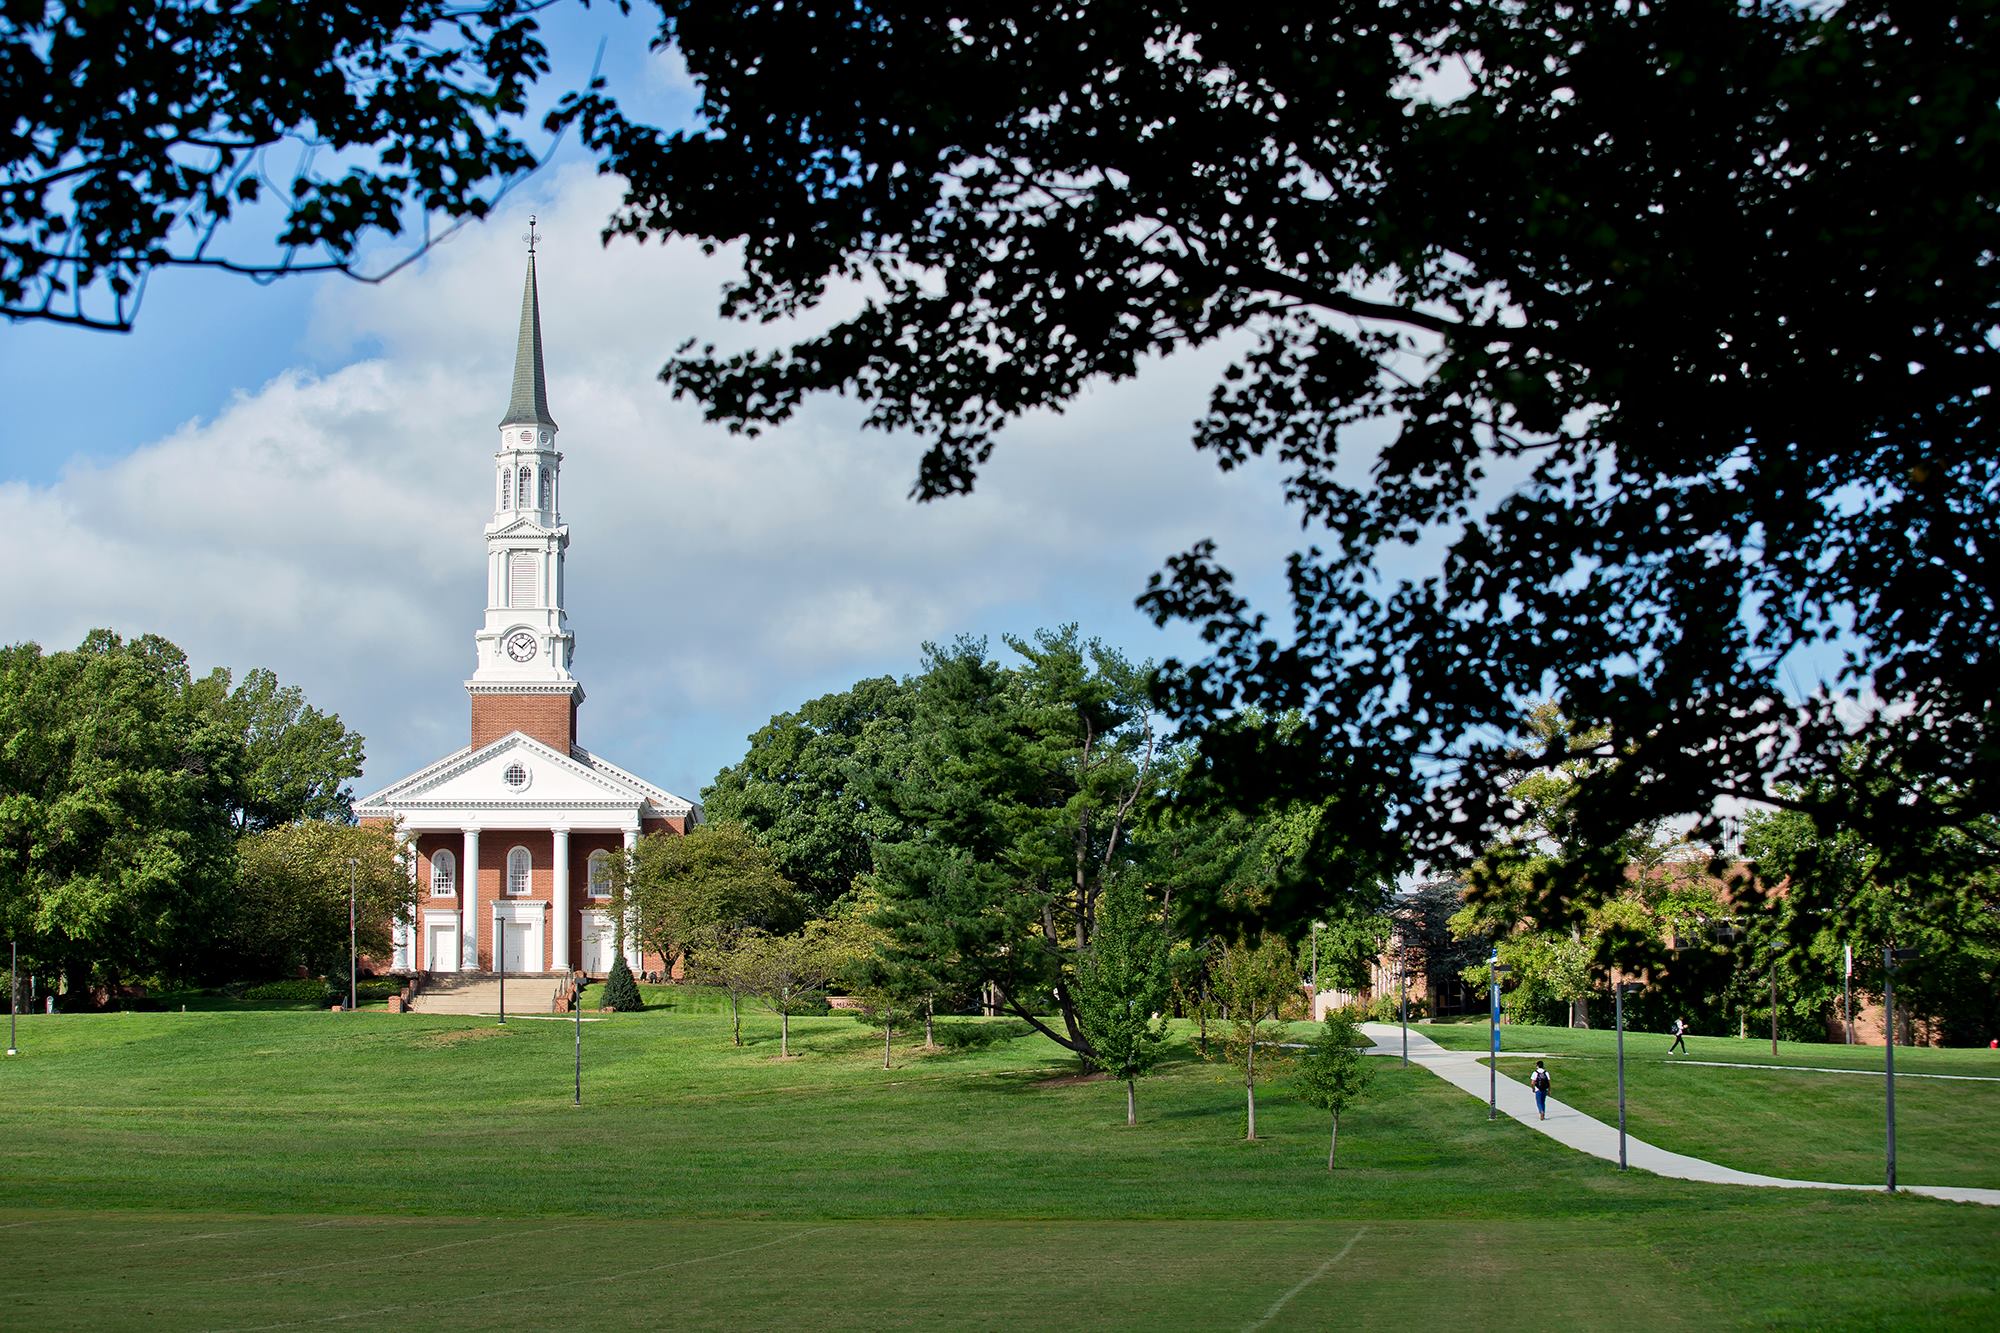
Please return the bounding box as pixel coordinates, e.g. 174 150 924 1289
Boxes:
1492 1026 1501 1053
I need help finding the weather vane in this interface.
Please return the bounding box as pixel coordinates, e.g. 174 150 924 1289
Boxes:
524 215 539 256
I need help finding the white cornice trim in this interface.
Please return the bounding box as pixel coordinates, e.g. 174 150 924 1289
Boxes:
464 681 585 697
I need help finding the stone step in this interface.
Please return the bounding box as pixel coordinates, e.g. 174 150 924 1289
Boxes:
408 975 570 1014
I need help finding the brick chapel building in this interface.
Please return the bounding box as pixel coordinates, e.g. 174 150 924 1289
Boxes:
354 243 695 977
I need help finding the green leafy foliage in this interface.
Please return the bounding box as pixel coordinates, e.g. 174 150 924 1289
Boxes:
1293 1011 1372 1168
871 628 1161 1062
242 978 334 1007
1072 878 1171 1122
702 676 918 912
561 3 2000 949
1216 935 1300 1140
191 667 365 831
619 820 804 966
0 631 377 1001
6 1 562 330
0 631 242 996
600 955 643 1012
1741 764 2000 1046
229 820 412 980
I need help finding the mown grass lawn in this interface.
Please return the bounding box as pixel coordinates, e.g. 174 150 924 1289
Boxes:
1488 1050 2000 1189
1414 1019 2000 1076
1 1005 1996 1329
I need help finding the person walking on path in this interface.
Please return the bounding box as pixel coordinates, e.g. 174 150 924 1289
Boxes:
1668 1017 1688 1054
1530 1060 1552 1120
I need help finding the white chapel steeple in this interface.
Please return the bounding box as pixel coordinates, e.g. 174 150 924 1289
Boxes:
469 221 579 717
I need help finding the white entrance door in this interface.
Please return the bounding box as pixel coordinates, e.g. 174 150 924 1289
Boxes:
582 918 612 974
426 921 459 973
501 920 535 973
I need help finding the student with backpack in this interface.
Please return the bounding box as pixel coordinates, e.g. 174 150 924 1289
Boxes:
1668 1017 1688 1054
1530 1060 1552 1120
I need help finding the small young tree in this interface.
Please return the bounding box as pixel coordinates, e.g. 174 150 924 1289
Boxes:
736 918 869 1058
1217 935 1301 1141
1169 937 1218 1060
843 947 920 1070
1074 878 1172 1126
600 954 643 1012
691 929 764 1046
1293 1010 1373 1169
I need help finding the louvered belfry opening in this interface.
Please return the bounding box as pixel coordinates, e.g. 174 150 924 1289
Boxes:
509 551 538 607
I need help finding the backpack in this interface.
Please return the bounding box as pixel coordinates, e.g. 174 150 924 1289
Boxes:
1532 1067 1550 1092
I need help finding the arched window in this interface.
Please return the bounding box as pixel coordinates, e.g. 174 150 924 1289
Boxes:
517 465 531 509
506 846 532 895
587 850 611 899
500 469 511 510
539 469 552 510
430 849 456 897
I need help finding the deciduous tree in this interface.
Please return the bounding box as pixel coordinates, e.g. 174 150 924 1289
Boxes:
1293 1010 1372 1170
5 0 573 330
1216 935 1299 1141
702 676 917 912
618 820 804 971
1073 877 1171 1125
562 2 1999 946
0 632 242 999
193 667 366 830
230 818 411 978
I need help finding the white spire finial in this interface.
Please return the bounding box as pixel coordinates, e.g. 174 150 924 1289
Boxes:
524 215 539 256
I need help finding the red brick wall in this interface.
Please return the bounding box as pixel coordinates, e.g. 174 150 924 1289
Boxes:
469 689 578 752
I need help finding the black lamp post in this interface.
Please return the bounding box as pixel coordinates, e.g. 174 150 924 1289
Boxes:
7 939 17 1057
494 905 507 1025
1884 945 1918 1191
1488 951 1511 1120
1613 979 1643 1170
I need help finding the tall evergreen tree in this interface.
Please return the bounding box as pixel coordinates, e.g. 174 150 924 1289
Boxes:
872 628 1161 1062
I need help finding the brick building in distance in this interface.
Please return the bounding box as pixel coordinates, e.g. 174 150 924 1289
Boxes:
354 240 695 977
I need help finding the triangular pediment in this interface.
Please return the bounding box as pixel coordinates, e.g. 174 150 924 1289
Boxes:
354 732 686 815
487 514 558 539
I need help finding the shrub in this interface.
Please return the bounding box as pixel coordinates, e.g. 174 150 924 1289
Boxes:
600 956 643 1011
243 978 333 1007
931 1018 1031 1050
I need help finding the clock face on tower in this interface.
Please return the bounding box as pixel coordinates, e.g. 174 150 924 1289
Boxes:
505 631 539 663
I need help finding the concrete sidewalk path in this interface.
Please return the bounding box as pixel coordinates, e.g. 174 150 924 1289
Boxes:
1359 1023 2000 1208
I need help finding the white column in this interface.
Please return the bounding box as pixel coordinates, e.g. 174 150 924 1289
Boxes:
551 827 571 974
461 828 481 971
394 839 417 970
622 826 642 970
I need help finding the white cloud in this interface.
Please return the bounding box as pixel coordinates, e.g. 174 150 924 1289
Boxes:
7 165 1312 801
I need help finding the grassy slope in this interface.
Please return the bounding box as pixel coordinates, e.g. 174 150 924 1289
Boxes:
1 1008 1996 1329
1412 1020 2000 1075
1491 1053 2000 1189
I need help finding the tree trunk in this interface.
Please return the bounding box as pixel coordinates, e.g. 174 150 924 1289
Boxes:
780 1008 790 1058
883 1020 893 1070
1126 1078 1138 1126
1328 1113 1339 1171
1198 1001 1208 1059
1245 1039 1258 1140
924 998 935 1051
731 994 742 1046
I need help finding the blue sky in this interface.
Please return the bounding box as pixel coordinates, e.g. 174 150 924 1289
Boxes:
0 8 1313 804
